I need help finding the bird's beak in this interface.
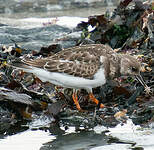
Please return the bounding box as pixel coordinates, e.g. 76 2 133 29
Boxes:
135 74 147 88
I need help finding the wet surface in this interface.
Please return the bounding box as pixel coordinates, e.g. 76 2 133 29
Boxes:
1 118 154 150
0 0 154 150
0 6 116 19
41 130 108 150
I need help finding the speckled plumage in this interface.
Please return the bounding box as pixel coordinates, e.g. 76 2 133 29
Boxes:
12 44 147 110
21 44 119 79
15 44 142 92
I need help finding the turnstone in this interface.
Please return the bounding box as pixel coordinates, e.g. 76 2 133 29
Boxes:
12 44 149 111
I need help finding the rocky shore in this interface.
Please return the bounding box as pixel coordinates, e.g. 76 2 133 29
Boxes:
0 0 154 150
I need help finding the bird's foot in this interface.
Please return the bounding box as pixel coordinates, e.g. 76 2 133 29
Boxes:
89 93 105 108
72 92 82 111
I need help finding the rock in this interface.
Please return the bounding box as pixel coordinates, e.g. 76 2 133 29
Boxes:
0 87 32 105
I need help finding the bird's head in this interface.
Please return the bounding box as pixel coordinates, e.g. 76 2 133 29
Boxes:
120 54 141 76
120 54 150 93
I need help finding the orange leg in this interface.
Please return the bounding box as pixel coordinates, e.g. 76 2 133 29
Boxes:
72 92 82 111
89 93 105 108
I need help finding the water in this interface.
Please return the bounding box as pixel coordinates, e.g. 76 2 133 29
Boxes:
0 3 154 150
0 6 115 19
0 119 154 150
0 6 115 50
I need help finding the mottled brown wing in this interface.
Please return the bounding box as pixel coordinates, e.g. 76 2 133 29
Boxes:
21 51 100 79
50 44 114 62
22 44 113 79
44 59 100 79
44 45 104 79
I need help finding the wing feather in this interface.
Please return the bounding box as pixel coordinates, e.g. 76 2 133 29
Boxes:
21 44 113 79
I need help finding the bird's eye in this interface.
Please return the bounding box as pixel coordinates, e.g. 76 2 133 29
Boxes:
131 67 137 72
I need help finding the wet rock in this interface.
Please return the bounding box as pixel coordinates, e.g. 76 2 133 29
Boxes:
48 122 65 135
0 72 9 86
37 44 62 57
47 100 67 118
0 107 16 134
0 87 32 105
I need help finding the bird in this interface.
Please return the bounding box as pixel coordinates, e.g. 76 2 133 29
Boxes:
11 44 149 111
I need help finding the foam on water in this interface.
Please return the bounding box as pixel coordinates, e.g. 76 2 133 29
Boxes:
107 119 154 150
0 130 54 150
0 16 87 29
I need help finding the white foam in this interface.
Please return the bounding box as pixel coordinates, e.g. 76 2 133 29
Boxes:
106 119 154 149
20 16 88 29
0 16 87 29
0 130 54 150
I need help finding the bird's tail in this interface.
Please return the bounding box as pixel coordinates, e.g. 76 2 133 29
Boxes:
8 58 33 71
